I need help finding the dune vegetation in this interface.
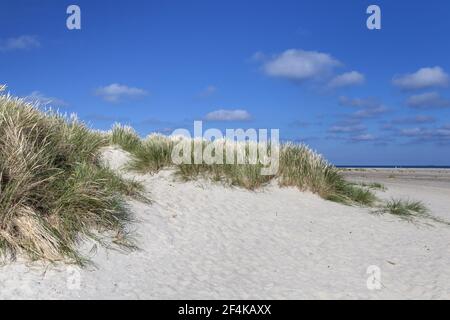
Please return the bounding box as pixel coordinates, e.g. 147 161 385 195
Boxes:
0 87 145 263
379 199 428 220
109 124 376 206
0 87 440 264
375 198 449 225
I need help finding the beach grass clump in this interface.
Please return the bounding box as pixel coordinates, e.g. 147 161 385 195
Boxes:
278 144 376 206
354 182 386 191
376 199 450 225
110 123 142 153
278 144 336 194
368 182 386 190
0 90 145 263
326 179 377 206
176 139 274 189
127 134 174 173
124 135 374 204
378 199 429 221
110 126 174 174
178 162 273 189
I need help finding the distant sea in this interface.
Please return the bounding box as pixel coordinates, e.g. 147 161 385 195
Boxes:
336 165 450 169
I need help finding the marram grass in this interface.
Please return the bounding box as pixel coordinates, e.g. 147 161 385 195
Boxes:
0 86 443 264
0 90 146 264
376 199 429 222
113 130 377 206
127 134 174 173
110 123 142 154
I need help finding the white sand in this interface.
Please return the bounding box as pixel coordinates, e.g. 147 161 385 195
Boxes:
1 147 449 299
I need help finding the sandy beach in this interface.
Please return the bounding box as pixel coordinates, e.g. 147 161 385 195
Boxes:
3 0 450 303
341 168 450 222
1 147 449 299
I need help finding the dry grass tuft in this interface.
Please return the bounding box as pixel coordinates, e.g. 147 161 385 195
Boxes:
0 92 146 263
120 134 376 205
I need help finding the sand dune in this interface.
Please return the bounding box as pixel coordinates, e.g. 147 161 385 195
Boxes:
1 147 449 299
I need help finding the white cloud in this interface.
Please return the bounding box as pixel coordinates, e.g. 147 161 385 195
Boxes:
199 85 217 97
339 96 388 119
398 126 450 144
251 51 266 61
406 91 450 109
339 96 379 108
352 106 388 119
328 71 365 88
392 67 449 90
396 126 450 144
351 134 376 142
261 49 341 81
0 35 40 52
95 83 148 103
399 128 427 137
25 91 67 107
329 124 366 133
438 127 450 135
391 115 436 124
204 109 252 121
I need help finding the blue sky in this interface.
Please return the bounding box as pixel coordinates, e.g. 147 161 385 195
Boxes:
1 0 450 165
